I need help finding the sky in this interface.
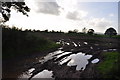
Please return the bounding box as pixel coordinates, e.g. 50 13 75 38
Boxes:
4 0 118 33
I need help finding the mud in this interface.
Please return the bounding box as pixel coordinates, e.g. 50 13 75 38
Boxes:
3 34 119 79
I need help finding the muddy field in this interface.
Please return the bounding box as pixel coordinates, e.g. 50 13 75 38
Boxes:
3 34 119 79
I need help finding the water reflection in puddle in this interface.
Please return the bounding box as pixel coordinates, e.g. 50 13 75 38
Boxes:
66 43 70 45
18 69 53 79
31 70 53 78
103 50 107 52
58 47 63 50
78 42 81 46
56 42 61 44
103 49 117 52
59 52 92 70
73 42 77 47
18 68 35 79
109 49 117 51
39 49 64 63
90 47 93 49
91 59 99 63
28 68 35 73
84 42 88 45
57 52 71 58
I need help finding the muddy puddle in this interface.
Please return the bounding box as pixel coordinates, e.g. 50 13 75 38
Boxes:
18 41 102 79
18 49 100 79
58 52 92 70
18 69 53 79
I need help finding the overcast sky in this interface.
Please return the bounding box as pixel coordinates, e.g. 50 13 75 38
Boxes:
5 0 118 33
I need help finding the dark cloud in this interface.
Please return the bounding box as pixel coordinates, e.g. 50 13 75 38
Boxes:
35 2 60 15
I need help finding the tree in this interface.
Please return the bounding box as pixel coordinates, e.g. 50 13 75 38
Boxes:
73 29 79 33
0 0 30 22
68 30 73 33
104 27 117 36
87 29 94 35
82 27 87 33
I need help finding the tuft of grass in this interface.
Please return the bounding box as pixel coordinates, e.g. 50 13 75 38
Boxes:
97 52 119 78
38 41 60 51
112 35 120 38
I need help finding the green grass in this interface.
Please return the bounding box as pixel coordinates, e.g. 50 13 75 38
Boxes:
93 34 109 37
97 52 119 78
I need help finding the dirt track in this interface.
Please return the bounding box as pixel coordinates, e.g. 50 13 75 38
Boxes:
3 34 119 79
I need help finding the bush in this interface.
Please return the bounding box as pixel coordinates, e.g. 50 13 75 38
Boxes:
2 25 60 59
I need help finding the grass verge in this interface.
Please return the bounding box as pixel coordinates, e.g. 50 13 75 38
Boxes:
97 52 119 79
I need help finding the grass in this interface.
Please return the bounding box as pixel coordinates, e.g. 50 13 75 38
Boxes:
2 26 61 59
97 52 119 79
38 40 60 51
112 35 120 38
3 36 60 59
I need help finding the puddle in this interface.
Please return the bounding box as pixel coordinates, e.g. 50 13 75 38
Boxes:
28 68 35 73
56 42 61 44
18 73 31 79
90 47 93 49
18 68 35 79
57 52 71 58
59 52 92 70
108 49 117 51
52 50 64 55
78 44 81 46
31 70 53 78
103 49 117 52
73 42 77 47
66 43 70 45
113 49 117 51
58 47 63 50
84 42 88 45
39 50 64 63
103 50 107 52
18 40 105 79
91 59 99 64
18 69 53 79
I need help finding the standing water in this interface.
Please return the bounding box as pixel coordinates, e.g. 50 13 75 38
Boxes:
58 52 92 70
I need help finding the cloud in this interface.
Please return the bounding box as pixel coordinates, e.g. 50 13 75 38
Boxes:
109 13 114 17
26 0 88 20
66 10 88 20
56 0 78 12
57 0 88 20
34 0 60 15
88 18 112 30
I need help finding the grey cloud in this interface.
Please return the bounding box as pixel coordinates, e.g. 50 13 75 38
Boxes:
96 21 111 28
88 18 112 30
66 11 80 20
66 11 87 20
35 2 60 15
